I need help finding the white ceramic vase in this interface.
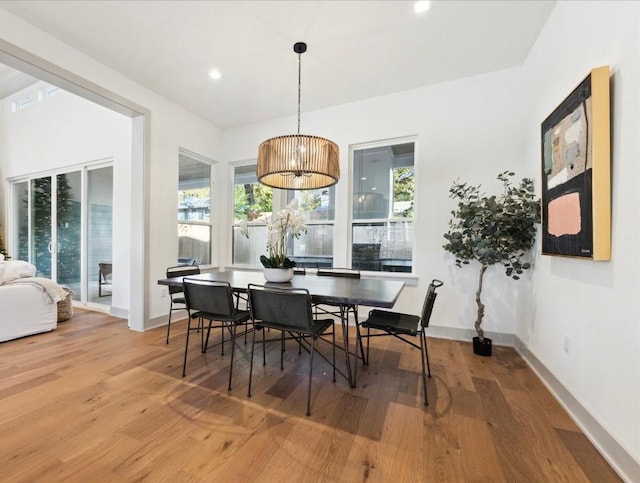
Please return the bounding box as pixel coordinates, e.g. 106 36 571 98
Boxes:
263 267 294 283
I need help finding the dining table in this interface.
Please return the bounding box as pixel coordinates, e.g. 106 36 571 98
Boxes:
158 268 405 387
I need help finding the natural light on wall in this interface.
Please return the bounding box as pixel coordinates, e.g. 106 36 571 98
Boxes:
414 1 431 15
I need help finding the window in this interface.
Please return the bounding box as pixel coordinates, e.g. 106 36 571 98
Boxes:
38 84 61 101
232 164 272 266
232 164 336 268
351 141 415 273
11 94 35 112
11 83 61 113
231 140 413 274
286 187 335 268
178 152 212 265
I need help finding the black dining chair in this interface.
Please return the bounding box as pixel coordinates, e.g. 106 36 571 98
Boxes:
181 278 251 390
165 264 201 344
315 268 367 365
355 279 443 406
247 284 336 416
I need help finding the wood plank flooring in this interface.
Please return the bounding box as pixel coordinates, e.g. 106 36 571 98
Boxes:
0 309 621 482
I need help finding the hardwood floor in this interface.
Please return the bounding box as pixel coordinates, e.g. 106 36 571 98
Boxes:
0 309 621 482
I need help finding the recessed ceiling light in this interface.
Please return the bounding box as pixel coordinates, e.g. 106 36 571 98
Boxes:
208 69 222 80
414 1 431 15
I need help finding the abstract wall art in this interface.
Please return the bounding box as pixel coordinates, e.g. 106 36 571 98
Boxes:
541 66 611 260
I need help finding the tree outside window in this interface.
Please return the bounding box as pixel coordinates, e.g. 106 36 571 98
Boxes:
352 140 415 273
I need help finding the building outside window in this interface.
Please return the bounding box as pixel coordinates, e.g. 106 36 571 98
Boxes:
178 152 213 265
351 140 415 273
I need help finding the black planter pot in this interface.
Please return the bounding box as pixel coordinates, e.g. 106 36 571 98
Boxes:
473 336 492 356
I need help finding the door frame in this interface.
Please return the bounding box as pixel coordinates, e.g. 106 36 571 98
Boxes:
0 38 149 330
8 160 114 308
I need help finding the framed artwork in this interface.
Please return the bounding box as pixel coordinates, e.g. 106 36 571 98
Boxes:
541 65 611 260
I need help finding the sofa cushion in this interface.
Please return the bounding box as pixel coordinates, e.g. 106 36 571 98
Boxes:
0 260 37 285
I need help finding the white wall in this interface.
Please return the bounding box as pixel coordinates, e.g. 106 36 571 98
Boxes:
222 66 535 341
520 0 639 473
1 85 128 177
0 8 223 324
0 83 133 310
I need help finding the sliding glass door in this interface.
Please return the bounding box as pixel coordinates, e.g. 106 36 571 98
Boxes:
11 164 113 306
87 166 113 303
29 176 53 278
56 171 82 299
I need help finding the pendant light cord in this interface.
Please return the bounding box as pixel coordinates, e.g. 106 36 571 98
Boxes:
297 50 302 135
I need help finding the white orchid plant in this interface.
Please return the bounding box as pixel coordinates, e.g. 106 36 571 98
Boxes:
240 198 307 268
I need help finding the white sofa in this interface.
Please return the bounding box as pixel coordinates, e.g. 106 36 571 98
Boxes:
0 258 65 342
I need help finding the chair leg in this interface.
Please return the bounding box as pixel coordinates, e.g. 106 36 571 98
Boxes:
228 322 238 391
353 306 367 365
203 319 213 353
355 324 367 366
166 302 173 344
339 306 354 388
182 315 193 377
354 325 359 385
280 332 285 370
235 293 249 345
248 325 257 397
200 317 205 352
166 300 190 345
366 327 371 363
221 322 225 356
262 327 267 366
332 325 336 383
306 336 315 417
423 330 432 377
420 331 429 406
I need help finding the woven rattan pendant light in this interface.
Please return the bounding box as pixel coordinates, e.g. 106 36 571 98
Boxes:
257 42 339 190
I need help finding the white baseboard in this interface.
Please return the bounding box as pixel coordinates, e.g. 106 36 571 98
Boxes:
426 325 515 347
147 313 188 331
514 337 638 483
109 305 128 319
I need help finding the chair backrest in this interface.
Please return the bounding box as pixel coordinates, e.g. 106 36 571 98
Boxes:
317 268 360 279
182 278 235 317
248 284 313 332
420 279 444 328
166 265 201 294
293 267 306 275
99 262 112 281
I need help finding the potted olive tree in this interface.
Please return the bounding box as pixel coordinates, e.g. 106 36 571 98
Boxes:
443 171 540 356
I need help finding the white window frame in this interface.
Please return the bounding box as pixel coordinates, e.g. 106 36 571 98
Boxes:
177 148 215 266
348 135 418 275
229 161 273 269
229 161 337 270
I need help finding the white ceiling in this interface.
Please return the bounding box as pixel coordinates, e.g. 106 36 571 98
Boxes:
0 0 556 129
